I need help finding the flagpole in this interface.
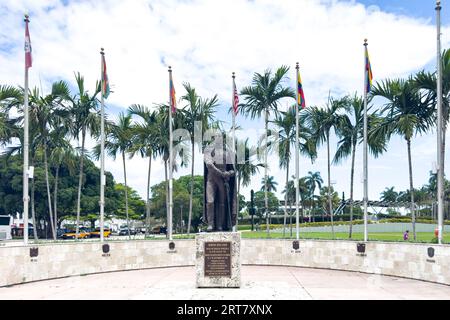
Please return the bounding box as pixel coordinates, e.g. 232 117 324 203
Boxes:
232 72 237 232
363 39 369 242
100 48 106 243
168 66 174 241
23 14 30 246
436 0 443 245
295 62 300 240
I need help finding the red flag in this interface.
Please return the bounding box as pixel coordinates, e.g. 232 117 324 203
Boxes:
233 77 239 115
24 16 32 69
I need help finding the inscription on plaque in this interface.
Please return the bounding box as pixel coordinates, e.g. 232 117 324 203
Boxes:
204 242 231 277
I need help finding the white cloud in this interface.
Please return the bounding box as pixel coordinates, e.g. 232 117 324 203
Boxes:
1 0 449 203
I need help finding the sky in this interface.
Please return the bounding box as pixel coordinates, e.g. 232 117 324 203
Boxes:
1 0 450 204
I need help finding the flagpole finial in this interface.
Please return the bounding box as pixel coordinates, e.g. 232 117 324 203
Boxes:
232 72 235 79
436 0 441 9
168 66 172 73
24 14 29 22
364 38 368 46
100 48 104 55
296 62 299 70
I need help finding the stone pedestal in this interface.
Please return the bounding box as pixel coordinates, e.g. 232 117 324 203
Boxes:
195 232 241 288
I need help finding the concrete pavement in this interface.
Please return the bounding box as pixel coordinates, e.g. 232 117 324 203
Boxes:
1 266 449 300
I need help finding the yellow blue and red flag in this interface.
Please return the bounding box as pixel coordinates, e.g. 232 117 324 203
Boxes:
365 45 373 93
170 74 176 113
297 68 305 108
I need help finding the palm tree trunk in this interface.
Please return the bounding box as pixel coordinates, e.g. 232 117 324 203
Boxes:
76 130 86 238
187 142 194 234
43 147 56 240
53 165 59 236
349 142 356 239
283 162 289 238
327 132 335 238
30 157 38 240
145 155 152 238
407 138 416 240
122 151 130 238
264 110 269 237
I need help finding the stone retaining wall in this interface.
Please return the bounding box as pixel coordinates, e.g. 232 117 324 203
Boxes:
0 239 449 287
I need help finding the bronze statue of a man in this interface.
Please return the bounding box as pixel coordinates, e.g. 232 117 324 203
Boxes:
203 136 237 232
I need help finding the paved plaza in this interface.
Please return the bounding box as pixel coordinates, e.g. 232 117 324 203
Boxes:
1 266 449 300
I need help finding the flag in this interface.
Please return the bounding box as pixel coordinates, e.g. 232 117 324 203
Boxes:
170 75 176 113
297 68 305 108
233 77 239 115
24 16 32 69
101 53 110 99
365 45 373 94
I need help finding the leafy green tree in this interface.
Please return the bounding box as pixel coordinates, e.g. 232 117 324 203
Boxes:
253 191 279 225
114 183 145 220
150 175 203 232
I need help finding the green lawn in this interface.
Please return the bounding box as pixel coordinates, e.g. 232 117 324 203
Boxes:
170 231 448 243
240 231 449 243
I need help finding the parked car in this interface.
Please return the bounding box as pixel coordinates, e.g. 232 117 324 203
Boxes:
89 227 111 238
151 226 167 235
61 228 90 239
119 227 137 236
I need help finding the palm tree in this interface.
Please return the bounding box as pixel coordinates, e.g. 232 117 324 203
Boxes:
261 176 278 193
128 104 159 237
69 73 101 238
0 85 21 145
48 125 76 232
235 138 264 224
2 87 41 240
180 83 218 234
371 77 434 240
380 187 398 202
272 106 316 237
154 104 189 234
304 171 323 222
333 94 386 238
240 66 296 236
31 81 70 239
103 113 134 237
415 49 450 172
303 96 348 236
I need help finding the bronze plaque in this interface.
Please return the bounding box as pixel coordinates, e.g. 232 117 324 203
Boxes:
204 242 231 277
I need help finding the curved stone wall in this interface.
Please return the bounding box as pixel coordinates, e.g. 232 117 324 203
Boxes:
0 239 449 287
